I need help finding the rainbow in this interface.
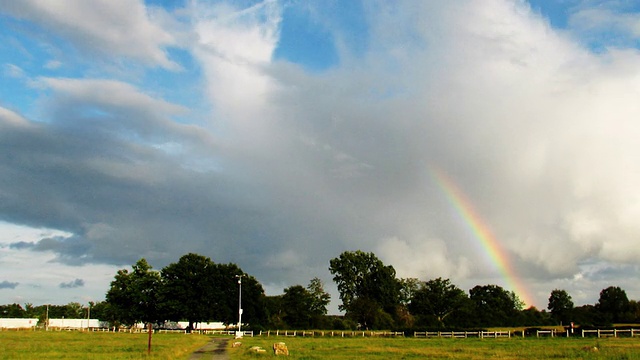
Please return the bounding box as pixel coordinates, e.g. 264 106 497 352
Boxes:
430 166 533 307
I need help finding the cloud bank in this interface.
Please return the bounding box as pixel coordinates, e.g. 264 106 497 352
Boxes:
1 0 640 309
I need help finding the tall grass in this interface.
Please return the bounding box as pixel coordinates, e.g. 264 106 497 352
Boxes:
229 336 640 359
0 330 212 359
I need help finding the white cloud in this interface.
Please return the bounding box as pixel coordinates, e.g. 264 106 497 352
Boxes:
191 0 281 137
0 0 177 69
3 63 25 78
44 60 62 70
39 77 187 117
0 106 31 127
377 236 471 281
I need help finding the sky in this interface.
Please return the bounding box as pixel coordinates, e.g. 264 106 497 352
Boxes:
1 0 640 314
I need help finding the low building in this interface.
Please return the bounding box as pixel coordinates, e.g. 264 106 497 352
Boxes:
0 318 39 329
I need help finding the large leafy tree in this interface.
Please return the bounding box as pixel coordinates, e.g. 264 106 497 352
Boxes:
468 284 521 327
409 278 467 327
547 289 574 325
329 250 400 329
282 285 314 329
160 253 217 331
280 278 332 329
209 262 267 328
160 254 266 329
105 258 161 327
597 286 630 324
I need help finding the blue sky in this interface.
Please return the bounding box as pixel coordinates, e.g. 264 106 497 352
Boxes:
2 0 640 313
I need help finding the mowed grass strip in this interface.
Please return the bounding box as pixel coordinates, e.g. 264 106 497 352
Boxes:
229 336 640 359
0 330 212 359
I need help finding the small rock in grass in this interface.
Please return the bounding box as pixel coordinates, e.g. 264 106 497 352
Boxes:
273 342 289 356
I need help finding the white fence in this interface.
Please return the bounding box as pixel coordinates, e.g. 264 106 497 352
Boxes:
581 329 640 338
412 329 640 339
414 331 511 338
0 318 38 329
260 330 404 337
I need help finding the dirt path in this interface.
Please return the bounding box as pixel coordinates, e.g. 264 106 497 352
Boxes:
189 338 230 360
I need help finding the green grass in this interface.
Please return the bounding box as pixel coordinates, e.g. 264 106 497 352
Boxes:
0 330 212 359
4 330 640 359
229 336 640 359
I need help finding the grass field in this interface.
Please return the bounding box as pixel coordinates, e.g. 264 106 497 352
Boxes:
229 336 640 359
3 330 640 359
0 330 212 359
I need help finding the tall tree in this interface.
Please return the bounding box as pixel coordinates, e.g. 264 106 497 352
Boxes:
105 258 161 327
160 253 217 331
307 277 331 328
597 286 630 324
282 285 314 329
547 289 574 325
329 250 400 329
209 263 267 328
469 284 521 327
409 278 467 327
307 277 331 316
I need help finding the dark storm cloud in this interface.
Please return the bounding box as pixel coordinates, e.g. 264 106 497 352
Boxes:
0 79 305 275
10 236 92 265
59 278 84 289
0 281 19 289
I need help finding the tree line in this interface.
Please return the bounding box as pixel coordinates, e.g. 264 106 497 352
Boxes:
2 250 639 330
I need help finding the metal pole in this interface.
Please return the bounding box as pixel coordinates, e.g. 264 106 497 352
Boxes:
236 274 243 338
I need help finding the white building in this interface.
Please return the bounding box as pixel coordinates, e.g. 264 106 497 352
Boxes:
48 318 103 329
0 318 38 329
